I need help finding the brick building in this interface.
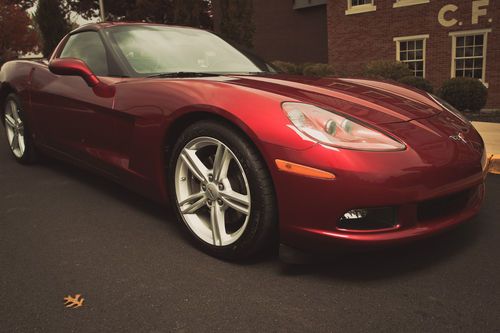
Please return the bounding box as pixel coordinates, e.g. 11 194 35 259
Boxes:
213 0 328 63
251 0 328 63
327 0 499 109
242 0 499 110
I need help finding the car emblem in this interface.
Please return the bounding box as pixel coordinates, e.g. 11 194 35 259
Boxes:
206 184 218 200
449 132 467 144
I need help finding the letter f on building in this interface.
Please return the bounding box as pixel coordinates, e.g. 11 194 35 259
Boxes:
472 0 489 24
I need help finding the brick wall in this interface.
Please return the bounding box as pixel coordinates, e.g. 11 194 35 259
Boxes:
327 0 499 109
252 1 328 63
210 1 323 64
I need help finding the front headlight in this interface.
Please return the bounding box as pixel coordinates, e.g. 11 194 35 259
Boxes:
428 94 470 125
282 102 405 151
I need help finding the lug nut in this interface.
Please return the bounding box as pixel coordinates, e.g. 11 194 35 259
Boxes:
207 199 212 206
217 199 223 206
208 174 213 181
201 184 206 191
218 183 224 190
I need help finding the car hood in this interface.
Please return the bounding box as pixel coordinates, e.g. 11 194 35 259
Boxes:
227 74 442 125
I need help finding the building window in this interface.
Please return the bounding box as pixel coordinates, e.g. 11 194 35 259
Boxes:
345 0 376 15
352 0 372 5
394 35 428 78
450 29 491 85
393 0 430 8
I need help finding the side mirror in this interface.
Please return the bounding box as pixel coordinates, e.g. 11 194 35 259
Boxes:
49 58 100 87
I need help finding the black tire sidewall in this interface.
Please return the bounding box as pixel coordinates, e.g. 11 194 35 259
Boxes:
168 120 277 260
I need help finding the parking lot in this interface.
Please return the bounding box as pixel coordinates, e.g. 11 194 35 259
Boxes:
1 131 499 332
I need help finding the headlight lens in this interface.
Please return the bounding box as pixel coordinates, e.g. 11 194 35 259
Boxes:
428 94 470 124
282 102 405 151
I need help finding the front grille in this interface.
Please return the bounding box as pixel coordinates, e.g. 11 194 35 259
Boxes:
417 188 473 222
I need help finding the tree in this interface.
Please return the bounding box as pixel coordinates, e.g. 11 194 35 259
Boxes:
0 0 39 63
216 0 254 48
34 0 72 57
4 0 35 11
173 0 213 29
67 0 212 28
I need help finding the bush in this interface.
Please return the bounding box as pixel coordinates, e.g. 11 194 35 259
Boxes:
438 77 488 112
271 61 304 75
271 61 336 77
398 76 434 93
302 63 336 77
362 60 413 81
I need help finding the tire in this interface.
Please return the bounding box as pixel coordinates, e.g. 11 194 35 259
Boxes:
2 93 37 164
168 120 277 260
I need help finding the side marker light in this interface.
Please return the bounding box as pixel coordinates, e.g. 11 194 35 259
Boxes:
275 159 336 180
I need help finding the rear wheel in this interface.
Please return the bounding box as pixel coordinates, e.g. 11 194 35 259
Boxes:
168 120 277 260
3 93 36 164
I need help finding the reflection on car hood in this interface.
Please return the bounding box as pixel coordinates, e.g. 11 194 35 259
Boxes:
227 74 443 125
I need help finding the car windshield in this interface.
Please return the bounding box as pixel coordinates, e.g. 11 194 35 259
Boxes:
105 25 272 76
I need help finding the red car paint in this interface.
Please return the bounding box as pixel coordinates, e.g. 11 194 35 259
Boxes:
0 23 487 253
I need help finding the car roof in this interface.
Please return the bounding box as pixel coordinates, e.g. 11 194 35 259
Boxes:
71 22 203 34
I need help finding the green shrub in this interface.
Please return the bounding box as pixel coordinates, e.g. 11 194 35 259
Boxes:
362 60 413 81
271 61 336 77
271 61 304 75
302 63 336 77
398 76 434 93
438 77 488 112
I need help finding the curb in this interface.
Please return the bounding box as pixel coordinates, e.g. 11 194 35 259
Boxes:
489 154 500 175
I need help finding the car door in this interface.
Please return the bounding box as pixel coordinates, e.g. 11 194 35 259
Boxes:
31 31 127 175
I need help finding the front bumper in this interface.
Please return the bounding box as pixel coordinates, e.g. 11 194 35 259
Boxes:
284 183 484 253
262 117 487 253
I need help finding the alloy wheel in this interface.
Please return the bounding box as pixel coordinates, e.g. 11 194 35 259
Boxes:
174 137 251 247
4 99 25 158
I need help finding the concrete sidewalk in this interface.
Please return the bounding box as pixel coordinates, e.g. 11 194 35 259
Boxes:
472 121 500 174
473 121 500 155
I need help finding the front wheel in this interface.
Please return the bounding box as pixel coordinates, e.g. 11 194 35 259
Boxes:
3 93 37 164
168 120 277 260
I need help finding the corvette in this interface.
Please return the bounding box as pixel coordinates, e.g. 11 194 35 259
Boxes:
0 23 488 260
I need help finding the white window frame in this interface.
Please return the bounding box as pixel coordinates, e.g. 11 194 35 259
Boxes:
345 0 376 15
394 34 429 78
449 29 491 87
393 0 429 8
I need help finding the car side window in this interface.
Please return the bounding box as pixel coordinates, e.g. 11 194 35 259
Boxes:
60 31 109 76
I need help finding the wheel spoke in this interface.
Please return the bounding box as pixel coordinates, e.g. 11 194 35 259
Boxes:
180 194 207 214
220 190 250 215
210 203 227 246
5 114 16 129
9 101 20 122
17 133 25 155
180 148 209 183
213 144 232 181
179 191 204 206
11 133 19 150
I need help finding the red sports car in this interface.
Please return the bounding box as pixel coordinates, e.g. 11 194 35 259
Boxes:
0 23 488 260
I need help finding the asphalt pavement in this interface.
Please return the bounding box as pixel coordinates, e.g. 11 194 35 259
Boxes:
1 130 500 332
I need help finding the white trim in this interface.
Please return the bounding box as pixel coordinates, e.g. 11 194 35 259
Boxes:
393 34 430 42
394 35 429 78
393 0 429 8
449 29 490 87
345 0 377 15
449 29 492 37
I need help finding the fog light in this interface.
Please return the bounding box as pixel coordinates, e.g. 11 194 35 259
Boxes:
338 207 397 231
342 209 368 220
